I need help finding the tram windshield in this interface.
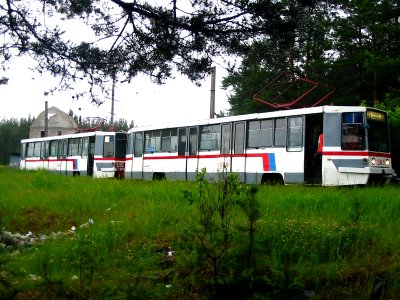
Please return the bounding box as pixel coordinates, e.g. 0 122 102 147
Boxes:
341 110 390 152
366 110 390 153
342 112 366 150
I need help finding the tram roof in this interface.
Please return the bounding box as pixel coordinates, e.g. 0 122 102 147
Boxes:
21 130 119 143
128 105 374 133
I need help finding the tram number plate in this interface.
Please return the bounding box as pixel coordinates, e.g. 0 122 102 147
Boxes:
116 161 126 170
374 158 386 166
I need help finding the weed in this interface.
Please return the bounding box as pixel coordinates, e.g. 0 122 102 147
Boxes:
1 168 400 299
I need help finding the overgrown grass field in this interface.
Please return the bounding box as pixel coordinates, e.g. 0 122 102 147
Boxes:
0 166 399 299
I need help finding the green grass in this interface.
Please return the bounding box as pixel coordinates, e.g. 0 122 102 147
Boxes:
1 166 400 299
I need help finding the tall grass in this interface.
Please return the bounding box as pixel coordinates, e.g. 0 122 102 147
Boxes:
1 166 400 299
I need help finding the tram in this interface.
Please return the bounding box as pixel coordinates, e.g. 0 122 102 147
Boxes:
125 106 394 185
20 131 127 178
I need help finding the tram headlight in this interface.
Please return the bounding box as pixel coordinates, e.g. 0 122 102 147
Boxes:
385 159 390 166
371 158 376 166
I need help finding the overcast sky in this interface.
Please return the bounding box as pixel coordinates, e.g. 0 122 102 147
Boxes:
1 2 235 127
0 56 231 127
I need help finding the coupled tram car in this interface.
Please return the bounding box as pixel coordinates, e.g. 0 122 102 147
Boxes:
20 106 394 186
20 131 127 178
124 106 394 186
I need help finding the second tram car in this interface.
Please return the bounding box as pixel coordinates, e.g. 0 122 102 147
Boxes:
125 106 394 185
20 131 127 178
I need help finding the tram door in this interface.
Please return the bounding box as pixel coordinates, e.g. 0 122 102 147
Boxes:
304 114 323 184
177 128 188 180
87 136 95 176
186 127 199 181
42 141 49 170
58 139 68 175
231 122 246 182
221 123 232 171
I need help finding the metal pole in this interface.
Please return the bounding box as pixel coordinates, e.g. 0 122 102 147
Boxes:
44 101 48 137
209 66 216 118
111 74 115 126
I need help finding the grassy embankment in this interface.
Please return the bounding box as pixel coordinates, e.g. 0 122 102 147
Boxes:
0 166 400 299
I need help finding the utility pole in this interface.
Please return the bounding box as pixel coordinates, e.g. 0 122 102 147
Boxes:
110 73 115 126
44 101 48 137
209 66 216 118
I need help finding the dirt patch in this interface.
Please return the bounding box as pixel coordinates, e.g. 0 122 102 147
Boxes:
9 207 75 234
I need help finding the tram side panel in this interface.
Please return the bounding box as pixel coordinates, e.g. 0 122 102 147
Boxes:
244 149 278 184
92 135 117 178
125 134 134 179
196 126 227 182
24 142 44 171
131 155 144 180
125 132 144 180
322 113 369 185
282 149 305 184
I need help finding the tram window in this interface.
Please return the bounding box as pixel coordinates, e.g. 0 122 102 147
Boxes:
367 111 389 152
57 140 62 158
58 139 67 159
62 140 68 158
145 130 161 153
27 142 35 157
68 138 80 156
81 137 89 158
50 140 58 157
274 118 286 147
342 113 366 150
247 119 273 148
178 128 186 156
200 125 220 151
221 124 231 154
343 112 363 124
189 127 198 155
287 116 303 151
134 132 144 157
42 141 50 159
115 134 127 158
33 142 41 157
21 144 26 160
342 124 365 150
234 122 245 154
127 133 134 155
103 135 115 158
161 128 178 152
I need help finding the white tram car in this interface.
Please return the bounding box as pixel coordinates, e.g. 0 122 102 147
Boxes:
125 106 394 186
20 131 127 178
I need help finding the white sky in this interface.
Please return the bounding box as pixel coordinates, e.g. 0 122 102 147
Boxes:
0 56 231 127
0 2 233 127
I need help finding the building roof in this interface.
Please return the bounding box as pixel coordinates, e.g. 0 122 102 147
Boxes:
30 106 78 129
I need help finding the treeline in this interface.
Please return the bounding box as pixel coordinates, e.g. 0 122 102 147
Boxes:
224 1 400 114
0 118 32 165
0 114 134 165
222 0 400 173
